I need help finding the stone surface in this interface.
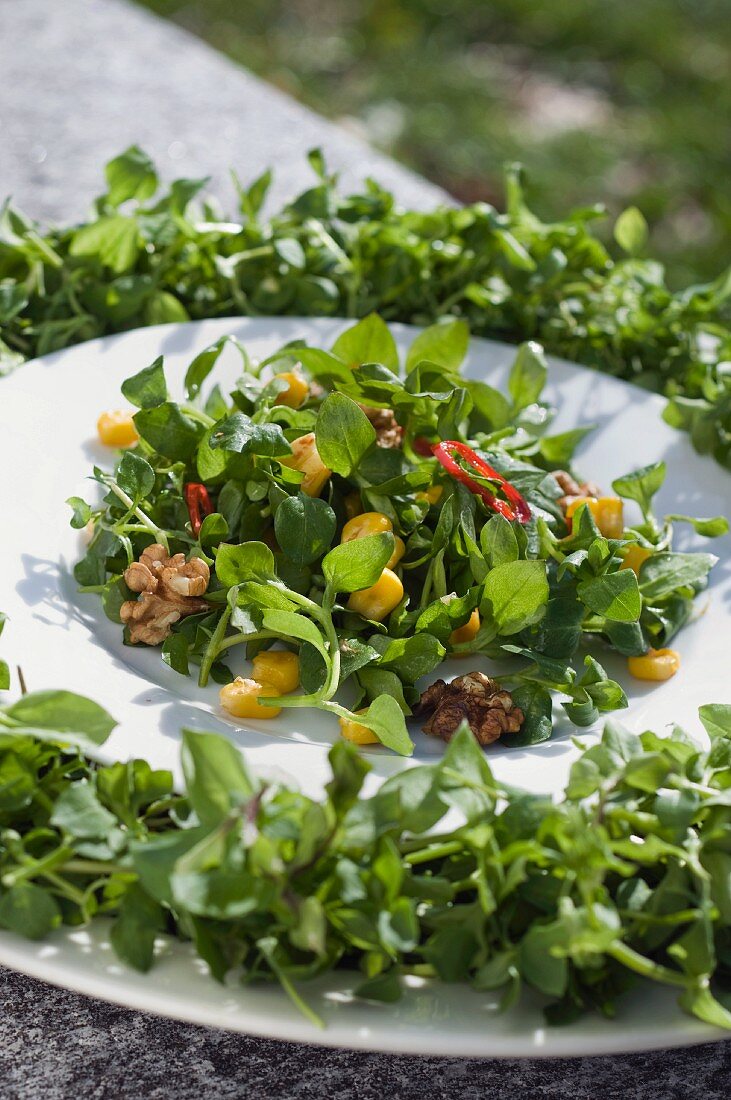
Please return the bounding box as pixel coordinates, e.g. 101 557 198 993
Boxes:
1 968 730 1100
0 0 444 223
0 0 729 1095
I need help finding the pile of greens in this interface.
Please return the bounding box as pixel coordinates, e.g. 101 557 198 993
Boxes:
72 315 725 754
2 147 730 466
0 650 730 1031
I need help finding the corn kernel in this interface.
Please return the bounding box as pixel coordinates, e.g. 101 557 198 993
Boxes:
566 496 624 539
252 651 300 694
620 544 653 575
387 535 406 569
219 677 282 719
282 433 331 497
97 410 139 448
342 512 393 543
416 485 443 506
273 370 309 409
344 492 362 519
347 568 404 621
449 609 480 646
339 709 379 745
627 648 680 682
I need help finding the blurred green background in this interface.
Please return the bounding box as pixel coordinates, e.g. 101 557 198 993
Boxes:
139 0 730 285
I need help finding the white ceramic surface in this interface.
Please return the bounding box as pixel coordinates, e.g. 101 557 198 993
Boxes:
1 317 730 1057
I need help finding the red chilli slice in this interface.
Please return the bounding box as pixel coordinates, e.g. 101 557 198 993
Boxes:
431 440 531 524
184 482 214 536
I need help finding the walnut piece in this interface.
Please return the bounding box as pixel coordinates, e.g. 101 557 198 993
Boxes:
554 470 603 512
415 671 524 747
359 404 404 449
120 544 210 645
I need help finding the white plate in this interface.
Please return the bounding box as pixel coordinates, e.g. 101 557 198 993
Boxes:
2 317 730 1057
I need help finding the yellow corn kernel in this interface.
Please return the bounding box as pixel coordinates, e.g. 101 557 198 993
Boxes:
387 535 406 569
347 568 404 621
566 496 624 539
274 370 309 409
282 433 331 497
344 492 362 519
252 651 300 694
342 512 393 543
620 544 653 575
449 609 480 646
416 485 443 506
97 410 139 448
219 677 282 719
627 648 680 682
339 709 379 745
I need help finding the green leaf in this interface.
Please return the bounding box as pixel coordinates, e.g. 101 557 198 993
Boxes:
539 427 593 466
508 341 547 410
215 541 275 587
614 206 648 255
261 610 328 660
184 337 230 400
116 451 155 501
120 356 168 409
134 402 201 462
331 314 399 369
110 884 165 972
578 570 641 622
181 729 256 826
481 560 549 635
405 319 469 371
376 633 445 683
0 883 61 940
322 532 395 593
70 215 140 273
5 690 116 748
507 683 553 746
612 461 666 515
699 704 731 740
480 513 519 567
0 751 36 811
357 695 414 756
638 552 716 600
274 494 336 565
50 780 118 838
66 496 92 530
315 393 376 476
105 145 158 206
209 413 291 457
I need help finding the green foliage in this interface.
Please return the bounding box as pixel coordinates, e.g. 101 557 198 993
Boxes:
0 682 730 1033
1 150 730 467
67 318 725 756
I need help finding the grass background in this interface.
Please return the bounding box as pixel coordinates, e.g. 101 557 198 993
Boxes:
138 0 730 286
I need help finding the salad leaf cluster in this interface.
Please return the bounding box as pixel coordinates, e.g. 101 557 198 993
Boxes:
72 316 725 754
0 669 730 1032
1 147 730 467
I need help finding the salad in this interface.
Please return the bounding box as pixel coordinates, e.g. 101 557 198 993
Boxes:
70 316 726 756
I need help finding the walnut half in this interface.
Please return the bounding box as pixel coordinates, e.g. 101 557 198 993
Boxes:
415 671 524 747
554 470 603 513
359 404 404 450
120 544 210 645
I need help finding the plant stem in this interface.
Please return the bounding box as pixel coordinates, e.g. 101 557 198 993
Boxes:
106 480 169 551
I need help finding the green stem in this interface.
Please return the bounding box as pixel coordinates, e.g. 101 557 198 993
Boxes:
106 480 169 552
181 405 216 428
607 941 689 989
1 845 75 888
198 606 232 688
404 840 464 866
